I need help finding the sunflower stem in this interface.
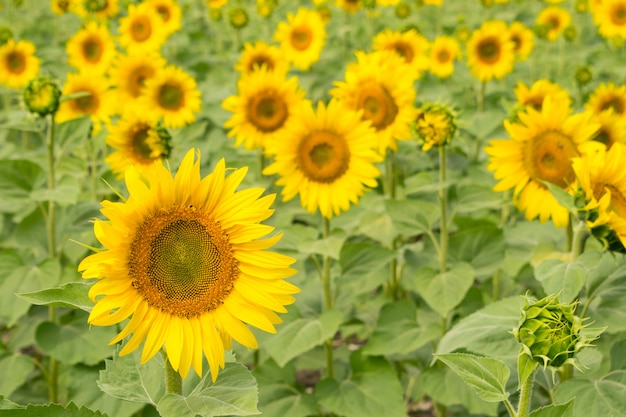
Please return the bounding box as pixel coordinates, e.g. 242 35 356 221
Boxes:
163 349 183 395
384 149 396 199
477 81 486 113
438 145 448 276
517 367 537 417
322 217 334 379
45 114 59 404
87 126 98 201
571 219 589 260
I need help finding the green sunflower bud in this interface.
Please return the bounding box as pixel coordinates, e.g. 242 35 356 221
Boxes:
83 0 107 13
413 103 457 151
208 7 222 21
395 2 411 19
513 294 593 369
563 25 577 42
575 65 592 88
575 0 588 13
228 7 249 29
23 76 62 117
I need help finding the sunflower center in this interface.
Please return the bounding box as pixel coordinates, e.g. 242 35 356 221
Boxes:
247 90 288 133
57 0 70 12
72 91 98 113
290 26 312 51
131 16 152 42
437 49 450 63
6 52 26 74
128 65 154 97
524 96 545 111
524 130 579 188
131 125 155 160
156 5 171 22
477 38 501 64
83 37 104 63
248 54 274 72
592 128 612 147
612 5 626 25
357 81 399 131
511 34 521 52
548 16 560 30
158 83 184 110
393 41 415 63
606 184 626 218
297 130 350 183
129 206 237 317
601 97 624 115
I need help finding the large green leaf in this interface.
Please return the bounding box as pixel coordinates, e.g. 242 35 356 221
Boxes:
0 159 43 217
35 317 117 365
436 296 523 362
529 400 575 417
263 309 343 367
362 299 439 356
0 353 35 398
555 370 626 417
534 258 586 304
338 242 397 297
414 262 475 318
448 218 505 279
384 198 440 237
297 229 346 260
434 353 510 403
156 362 259 417
17 281 93 311
315 352 406 417
0 402 107 417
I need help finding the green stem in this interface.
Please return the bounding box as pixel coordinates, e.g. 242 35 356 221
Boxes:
517 368 537 417
87 128 98 201
162 349 183 395
571 220 590 260
477 81 486 113
45 115 59 404
503 399 517 417
438 145 448 275
492 269 501 301
322 217 334 379
384 149 396 199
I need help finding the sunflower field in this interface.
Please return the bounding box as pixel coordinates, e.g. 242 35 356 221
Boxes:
2 0 626 416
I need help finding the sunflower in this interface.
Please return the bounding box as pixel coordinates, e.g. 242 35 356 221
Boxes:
335 0 361 13
118 3 168 54
509 21 534 61
0 39 40 89
56 72 116 129
536 6 571 41
572 142 626 250
84 0 120 19
222 67 308 151
51 0 74 14
66 21 117 75
586 82 626 120
263 99 382 219
372 28 429 79
428 35 461 79
273 8 326 71
234 41 289 76
79 148 298 380
485 97 600 227
109 52 166 112
514 79 572 112
105 111 170 179
588 109 626 149
330 50 417 154
144 0 182 36
592 0 626 39
466 20 515 82
138 65 201 129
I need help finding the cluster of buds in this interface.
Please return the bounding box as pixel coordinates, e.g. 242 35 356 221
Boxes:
513 294 598 370
412 103 457 151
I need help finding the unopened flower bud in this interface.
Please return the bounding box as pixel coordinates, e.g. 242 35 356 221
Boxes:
23 76 62 117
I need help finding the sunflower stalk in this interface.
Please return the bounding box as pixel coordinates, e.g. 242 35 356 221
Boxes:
516 367 537 417
322 217 334 379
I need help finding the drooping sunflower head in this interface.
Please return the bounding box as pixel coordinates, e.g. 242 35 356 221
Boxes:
514 79 572 114
0 39 40 89
536 6 572 41
23 76 62 117
66 21 117 74
273 7 327 71
223 67 308 151
79 148 299 380
509 21 534 61
485 96 600 227
585 82 626 120
466 20 515 82
330 50 417 154
56 71 115 128
118 3 168 53
372 28 430 79
234 40 289 76
105 110 171 178
138 65 202 129
144 0 182 36
263 99 383 219
413 103 457 151
428 35 461 79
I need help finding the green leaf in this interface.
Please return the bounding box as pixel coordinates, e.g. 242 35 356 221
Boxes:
448 218 504 279
545 182 576 212
534 258 586 303
297 229 346 260
55 116 92 150
0 353 35 398
315 352 406 417
517 352 538 390
414 262 475 318
587 262 626 302
156 362 259 417
0 159 43 217
462 109 505 139
434 353 510 403
455 185 504 213
338 242 397 296
384 198 440 236
0 395 23 410
436 296 523 362
17 281 94 311
35 317 117 365
584 251 624 300
529 400 575 417
264 309 343 367
362 299 439 356
30 181 80 205
0 402 108 417
555 370 626 417
98 347 165 405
